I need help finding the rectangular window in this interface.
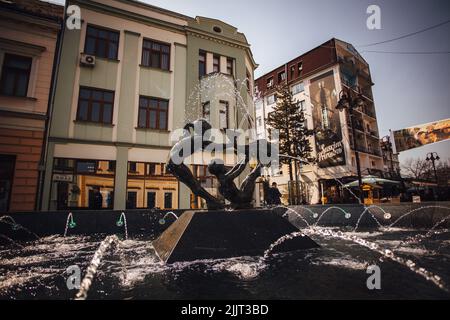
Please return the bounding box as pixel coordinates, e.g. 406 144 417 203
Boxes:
126 161 175 209
213 55 220 73
267 94 275 105
108 161 115 171
246 70 251 92
299 100 306 111
84 25 119 60
291 82 304 95
278 71 286 83
147 191 156 208
227 58 234 75
142 39 170 70
138 96 169 130
50 158 115 210
257 116 262 127
128 162 137 172
298 62 303 75
164 192 173 209
202 101 210 122
0 53 32 97
199 51 206 78
266 77 274 88
77 87 114 124
219 100 229 129
127 191 137 209
290 65 295 79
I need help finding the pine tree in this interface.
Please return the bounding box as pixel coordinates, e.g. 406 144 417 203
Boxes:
266 84 314 203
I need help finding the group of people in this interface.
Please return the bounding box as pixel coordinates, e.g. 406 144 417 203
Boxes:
265 182 282 205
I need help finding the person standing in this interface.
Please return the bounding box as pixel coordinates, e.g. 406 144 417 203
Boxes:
270 182 282 205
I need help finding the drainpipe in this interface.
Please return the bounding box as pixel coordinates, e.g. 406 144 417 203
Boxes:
35 9 66 211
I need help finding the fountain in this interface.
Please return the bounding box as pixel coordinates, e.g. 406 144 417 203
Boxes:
0 76 449 299
153 118 319 263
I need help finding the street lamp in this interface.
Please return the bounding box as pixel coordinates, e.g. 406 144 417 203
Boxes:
425 152 440 184
336 87 365 204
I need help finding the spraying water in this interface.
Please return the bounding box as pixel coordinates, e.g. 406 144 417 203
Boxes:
75 235 121 300
116 212 128 240
0 215 39 239
63 212 76 237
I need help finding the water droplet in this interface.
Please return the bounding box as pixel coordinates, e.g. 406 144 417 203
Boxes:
345 213 351 219
313 213 319 219
159 219 166 225
69 221 77 229
384 213 392 220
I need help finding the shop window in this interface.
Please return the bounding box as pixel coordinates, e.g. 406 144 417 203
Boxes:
127 161 177 209
50 158 115 210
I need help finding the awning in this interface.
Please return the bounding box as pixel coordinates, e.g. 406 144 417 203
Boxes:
343 175 401 188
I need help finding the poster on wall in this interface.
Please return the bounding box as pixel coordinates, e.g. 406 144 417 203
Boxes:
393 118 450 153
310 70 346 168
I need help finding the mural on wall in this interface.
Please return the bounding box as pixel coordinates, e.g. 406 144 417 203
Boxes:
310 70 346 168
393 118 450 152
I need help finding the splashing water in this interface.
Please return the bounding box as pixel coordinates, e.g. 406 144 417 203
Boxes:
0 215 39 240
314 206 352 226
303 227 449 292
159 211 179 225
75 235 121 300
0 234 24 249
116 212 128 240
63 212 76 237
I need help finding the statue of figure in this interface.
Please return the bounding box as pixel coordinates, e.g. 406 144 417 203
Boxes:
166 119 224 210
166 119 275 210
208 159 262 209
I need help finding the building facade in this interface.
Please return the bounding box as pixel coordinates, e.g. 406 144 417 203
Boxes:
0 0 63 212
254 39 383 205
41 0 257 211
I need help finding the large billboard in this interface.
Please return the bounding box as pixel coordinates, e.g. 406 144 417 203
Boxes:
393 118 450 153
310 70 346 168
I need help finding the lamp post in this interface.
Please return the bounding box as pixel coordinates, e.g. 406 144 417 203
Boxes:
426 152 440 184
336 87 365 204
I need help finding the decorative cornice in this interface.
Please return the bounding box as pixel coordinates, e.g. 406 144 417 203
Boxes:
185 28 250 50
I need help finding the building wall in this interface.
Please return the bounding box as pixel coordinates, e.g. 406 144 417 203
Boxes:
0 4 62 212
255 39 383 204
42 0 257 211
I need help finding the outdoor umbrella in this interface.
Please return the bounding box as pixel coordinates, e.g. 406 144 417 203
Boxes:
343 175 401 188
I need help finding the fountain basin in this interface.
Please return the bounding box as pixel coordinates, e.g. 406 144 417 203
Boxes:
153 209 319 264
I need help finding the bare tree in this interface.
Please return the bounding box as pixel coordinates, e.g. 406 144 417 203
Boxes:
401 158 433 180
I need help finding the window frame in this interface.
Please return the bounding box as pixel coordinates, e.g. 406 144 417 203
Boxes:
213 54 220 73
219 100 229 130
227 58 234 75
141 38 171 71
84 25 120 60
278 71 286 84
199 50 207 78
0 53 32 97
266 76 274 89
137 95 169 130
76 86 115 124
202 101 210 122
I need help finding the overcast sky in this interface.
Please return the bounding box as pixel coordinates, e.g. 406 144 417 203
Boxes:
51 0 450 166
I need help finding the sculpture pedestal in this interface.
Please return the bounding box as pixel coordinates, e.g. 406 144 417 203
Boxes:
153 209 319 264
